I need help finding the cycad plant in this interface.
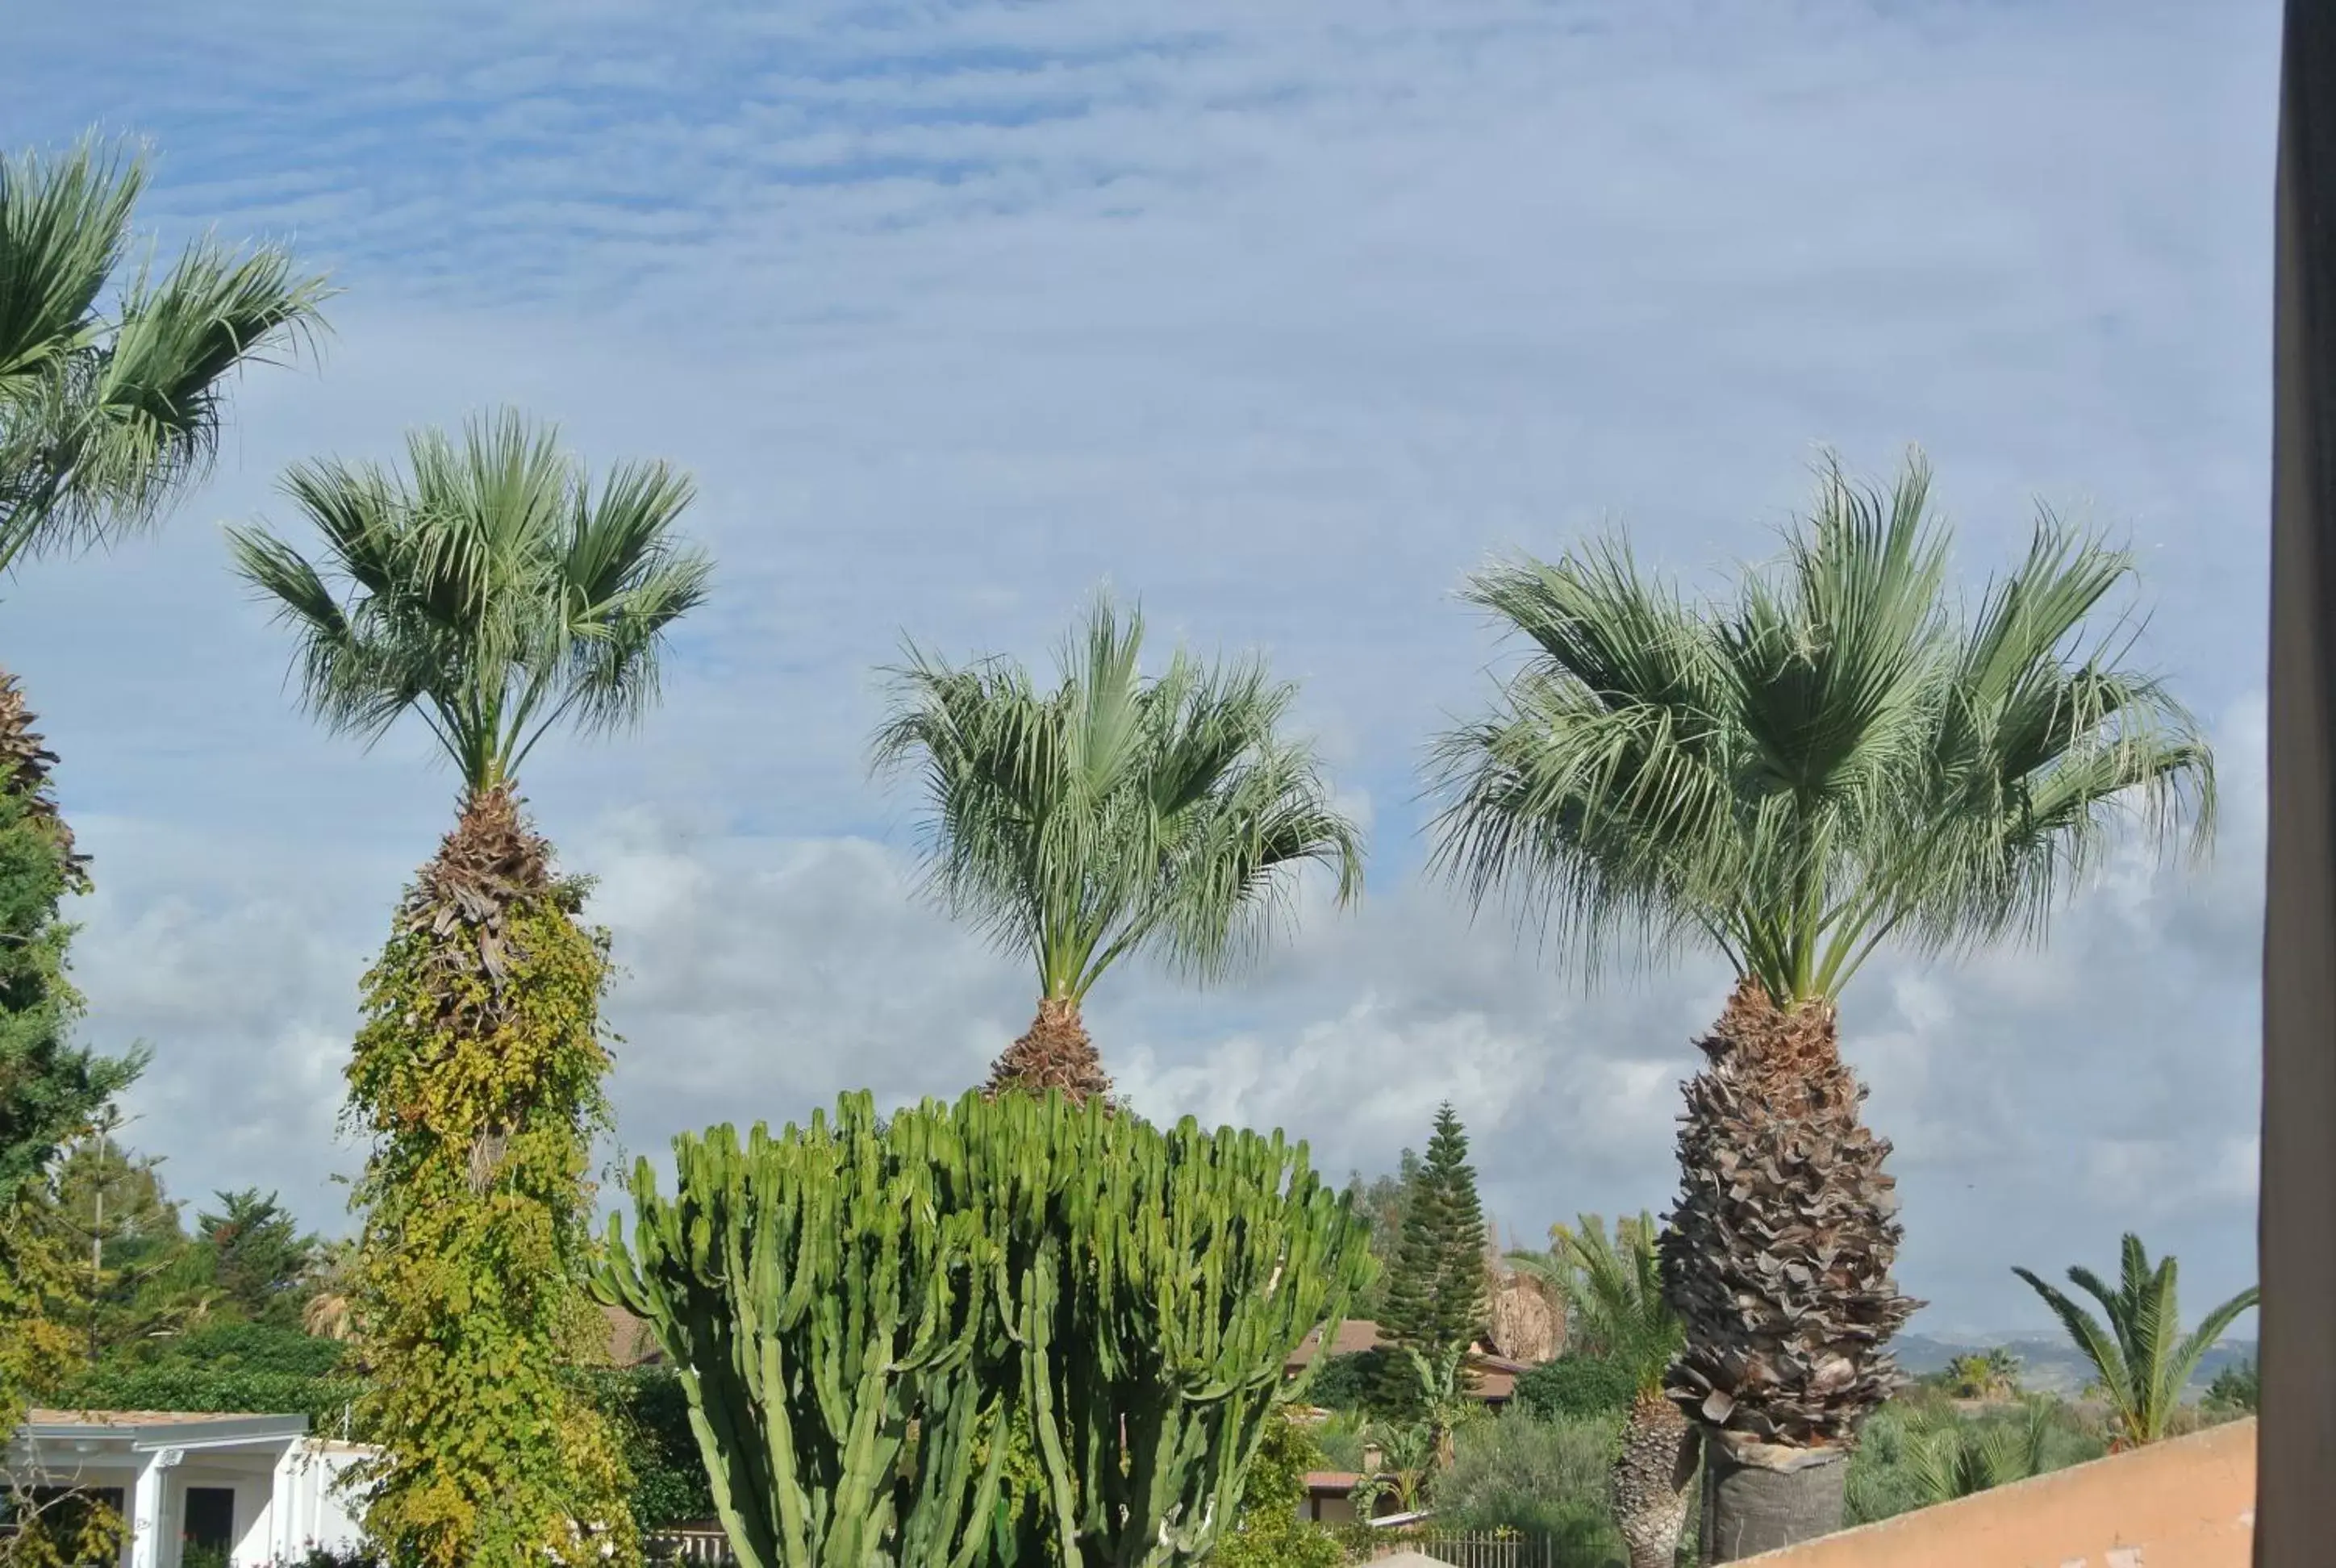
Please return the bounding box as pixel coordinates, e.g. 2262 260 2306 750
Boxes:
1509 1212 1691 1568
871 595 1363 1102
2013 1233 2258 1450
1431 452 2213 1558
230 410 709 1568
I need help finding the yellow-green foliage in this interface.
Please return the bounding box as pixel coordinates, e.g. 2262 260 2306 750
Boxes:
345 886 634 1568
1211 1410 1343 1568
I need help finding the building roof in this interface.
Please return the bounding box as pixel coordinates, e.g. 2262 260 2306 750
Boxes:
24 1410 284 1427
1285 1319 1386 1368
10 1411 313 1463
603 1303 663 1367
1303 1470 1365 1494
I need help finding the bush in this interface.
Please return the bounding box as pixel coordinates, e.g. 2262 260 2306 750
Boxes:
572 1368 715 1531
1213 1410 1343 1568
1428 1410 1622 1568
53 1366 364 1432
113 1321 348 1378
2205 1358 2259 1415
1511 1353 1636 1423
1304 1349 1391 1413
1846 1397 2105 1525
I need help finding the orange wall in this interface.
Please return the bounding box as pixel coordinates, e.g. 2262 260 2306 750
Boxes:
1741 1418 2256 1568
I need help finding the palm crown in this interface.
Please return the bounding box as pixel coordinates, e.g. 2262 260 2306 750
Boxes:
1429 452 2213 1004
2 136 332 575
227 409 711 793
1510 1211 1682 1399
871 595 1363 1007
2013 1234 2259 1449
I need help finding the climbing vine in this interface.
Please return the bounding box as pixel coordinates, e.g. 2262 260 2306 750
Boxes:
342 789 634 1568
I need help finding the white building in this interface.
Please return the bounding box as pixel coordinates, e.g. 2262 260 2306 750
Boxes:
5 1410 374 1568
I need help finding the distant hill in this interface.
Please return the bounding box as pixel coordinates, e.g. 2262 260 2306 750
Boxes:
1893 1332 2256 1397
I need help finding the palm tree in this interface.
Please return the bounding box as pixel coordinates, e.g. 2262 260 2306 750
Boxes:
1900 1396 2057 1506
229 409 708 1568
1 136 331 865
1405 1341 1476 1472
870 594 1363 1101
1430 452 2213 1558
1509 1212 1692 1568
2013 1234 2258 1450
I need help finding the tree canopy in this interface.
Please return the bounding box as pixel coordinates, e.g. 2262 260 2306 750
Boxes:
228 409 710 793
1429 451 2215 1005
870 594 1364 1005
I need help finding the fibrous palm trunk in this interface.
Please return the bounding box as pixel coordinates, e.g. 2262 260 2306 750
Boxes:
1610 1391 1699 1568
985 995 1112 1104
1660 978 1920 1562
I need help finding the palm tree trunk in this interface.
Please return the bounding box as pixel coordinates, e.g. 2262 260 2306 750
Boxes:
1610 1391 1699 1568
1659 978 1920 1561
985 995 1114 1105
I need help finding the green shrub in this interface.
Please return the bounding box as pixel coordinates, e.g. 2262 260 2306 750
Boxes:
115 1321 348 1378
1428 1409 1622 1568
1511 1353 1635 1423
1305 1349 1390 1413
54 1366 363 1432
1212 1410 1343 1568
573 1368 715 1531
2205 1358 2259 1415
1847 1397 2105 1525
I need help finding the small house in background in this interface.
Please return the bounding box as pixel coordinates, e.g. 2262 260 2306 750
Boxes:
3 1410 373 1568
1281 1320 1539 1410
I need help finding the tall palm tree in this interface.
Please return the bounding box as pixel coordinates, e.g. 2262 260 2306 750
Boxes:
1431 452 2213 1558
1510 1212 1692 1568
1 135 331 865
2013 1234 2258 1450
870 595 1364 1102
229 410 708 1568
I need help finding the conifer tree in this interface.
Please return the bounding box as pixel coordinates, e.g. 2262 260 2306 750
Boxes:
1373 1103 1487 1415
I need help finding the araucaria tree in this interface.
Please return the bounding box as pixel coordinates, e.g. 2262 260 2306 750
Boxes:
1374 1103 1486 1416
230 411 710 1568
871 595 1363 1103
1430 452 2212 1559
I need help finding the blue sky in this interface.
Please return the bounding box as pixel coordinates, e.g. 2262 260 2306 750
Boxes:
4 0 2279 1334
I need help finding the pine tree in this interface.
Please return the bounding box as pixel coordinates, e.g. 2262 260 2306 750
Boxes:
1373 1103 1487 1416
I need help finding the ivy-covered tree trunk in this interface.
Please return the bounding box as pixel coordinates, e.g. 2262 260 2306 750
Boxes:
346 786 635 1568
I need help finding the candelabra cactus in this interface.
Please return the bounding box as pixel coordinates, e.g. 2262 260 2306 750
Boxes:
598 1091 1370 1568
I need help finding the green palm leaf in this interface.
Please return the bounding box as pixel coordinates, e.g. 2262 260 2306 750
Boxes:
1 134 332 574
227 408 708 792
870 594 1363 1006
2015 1234 2255 1446
1429 448 2213 1006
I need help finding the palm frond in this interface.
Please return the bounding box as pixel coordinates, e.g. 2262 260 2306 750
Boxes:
871 591 1362 1001
0 135 332 573
232 407 705 790
1428 448 2216 1005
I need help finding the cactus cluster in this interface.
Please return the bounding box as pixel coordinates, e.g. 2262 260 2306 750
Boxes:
597 1091 1371 1568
